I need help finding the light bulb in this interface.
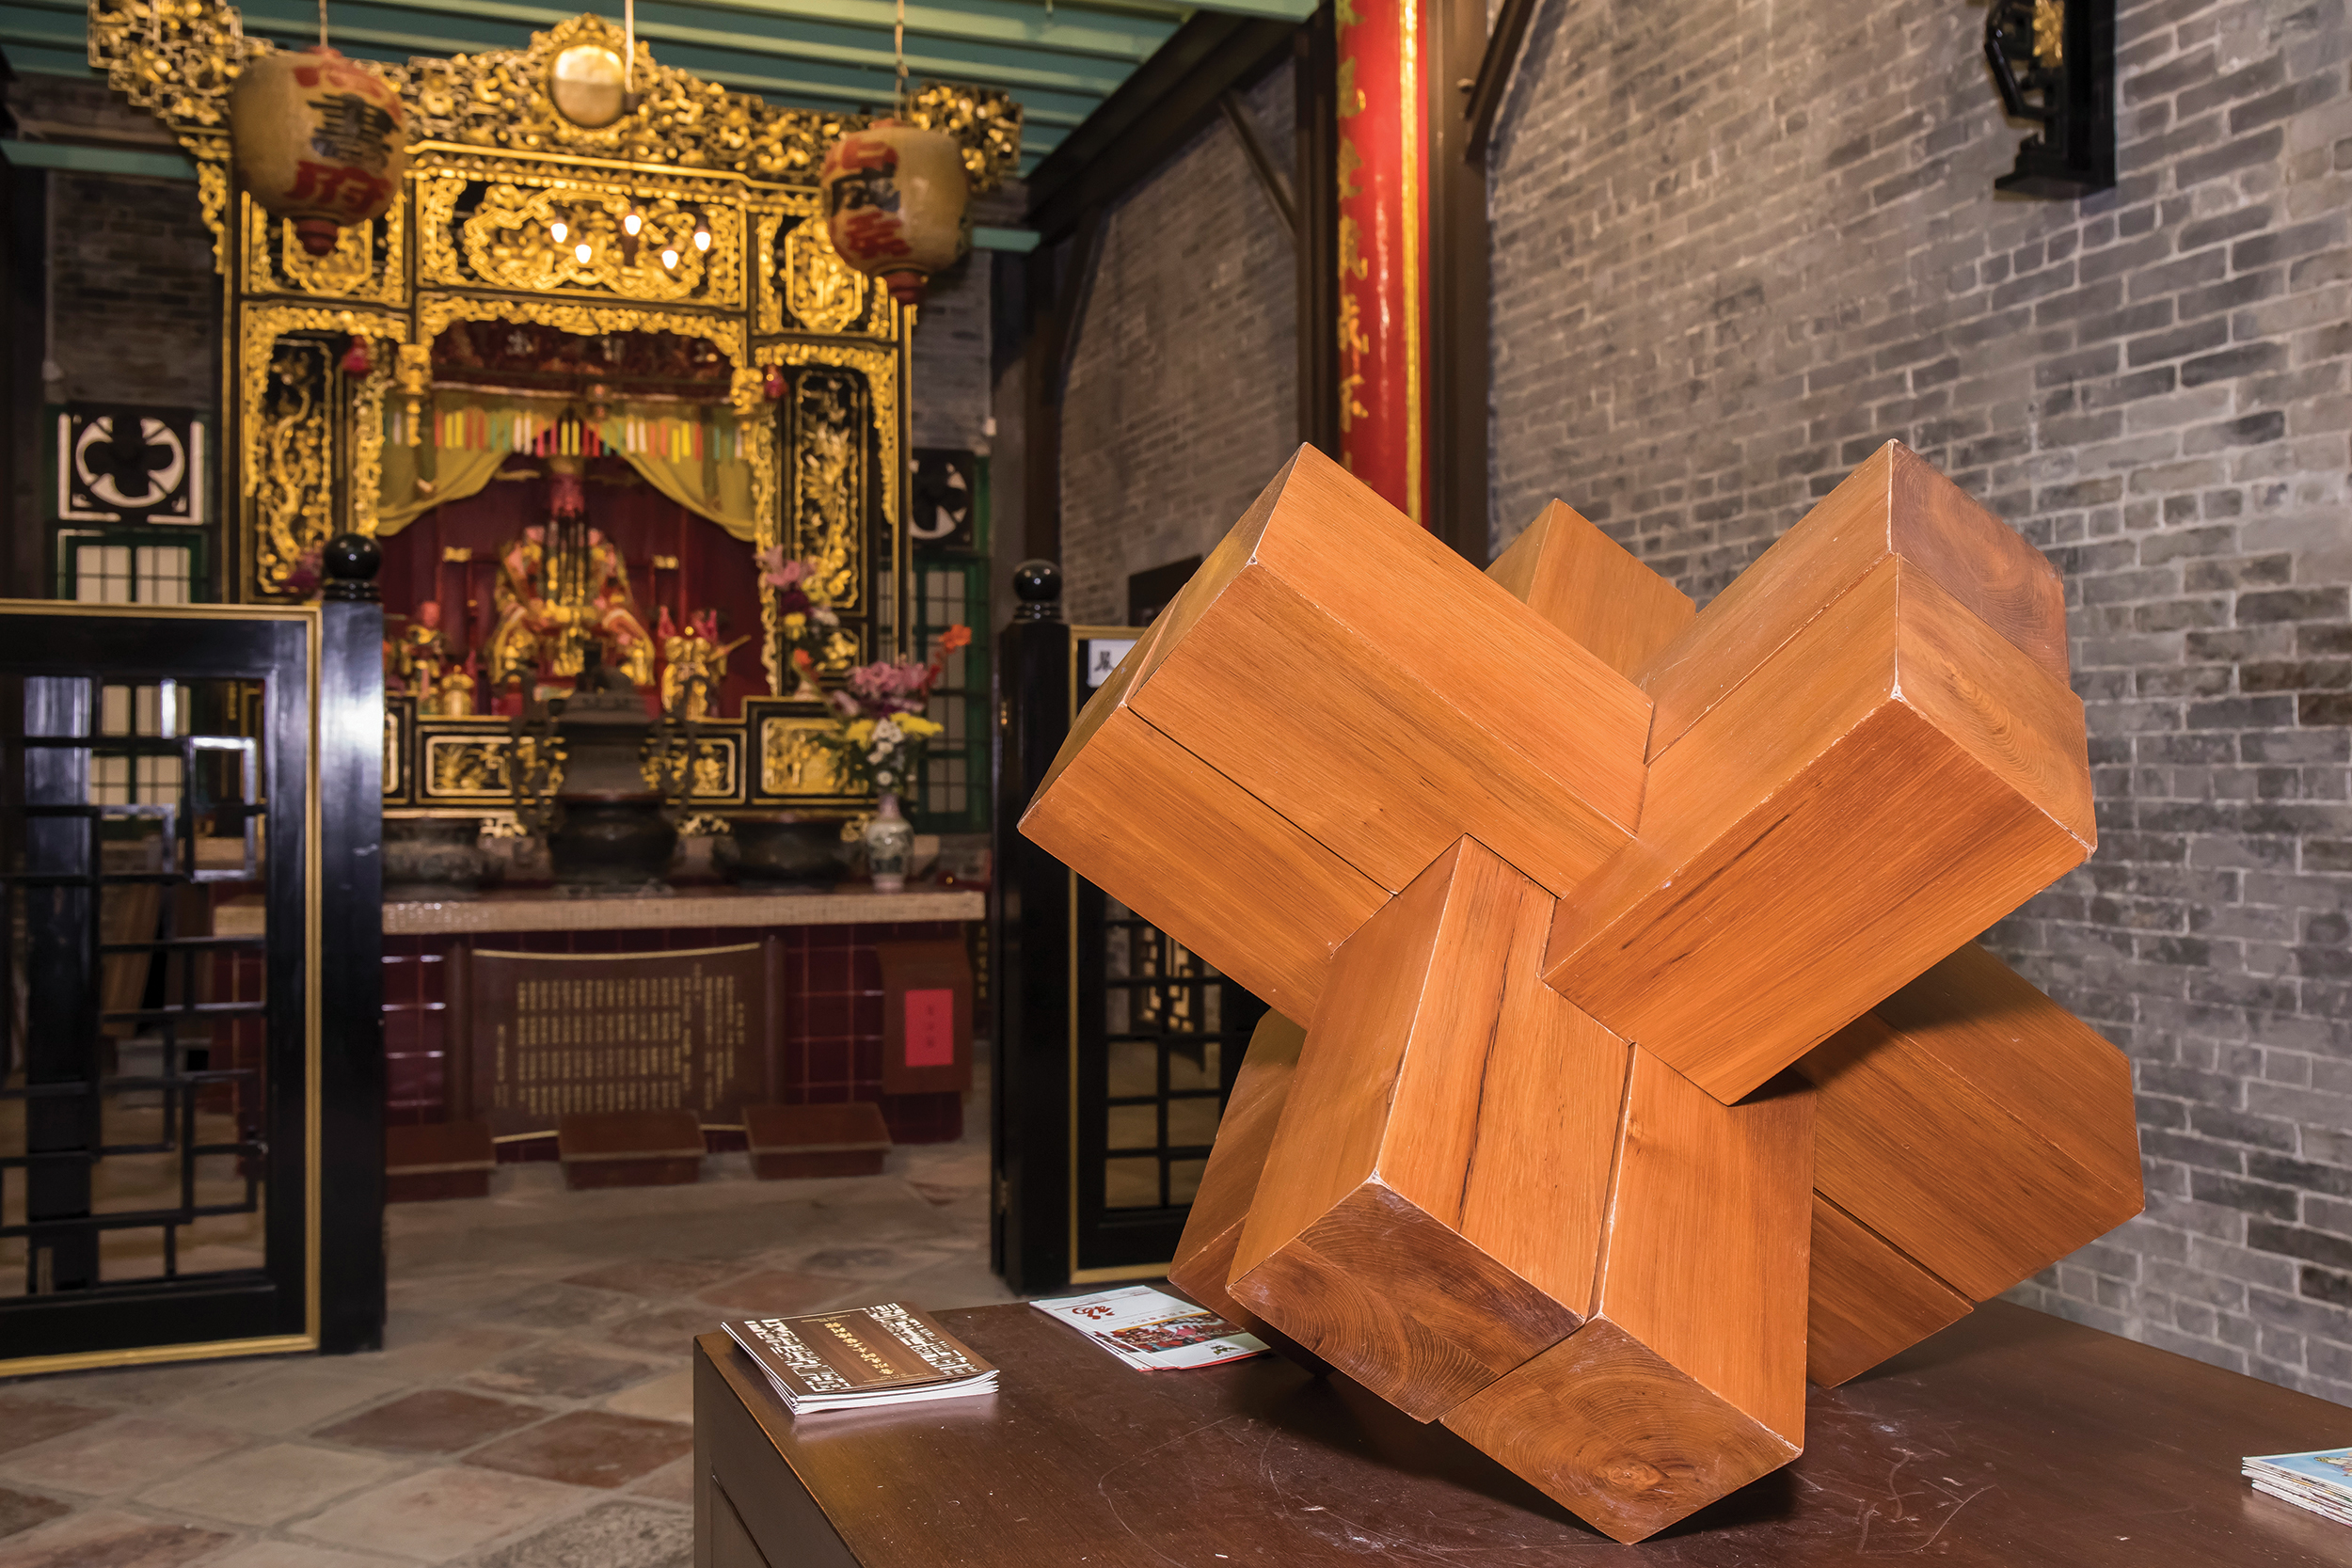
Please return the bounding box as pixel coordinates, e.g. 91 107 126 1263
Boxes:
575 242 593 264
623 212 643 236
549 218 568 243
691 219 711 252
660 247 679 268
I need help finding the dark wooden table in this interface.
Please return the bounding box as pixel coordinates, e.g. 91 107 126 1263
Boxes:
693 1299 2352 1565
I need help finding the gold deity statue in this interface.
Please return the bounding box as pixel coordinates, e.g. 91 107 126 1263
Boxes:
658 606 750 722
486 457 656 690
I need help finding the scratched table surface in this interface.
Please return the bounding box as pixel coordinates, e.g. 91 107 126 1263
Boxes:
692 1299 2352 1565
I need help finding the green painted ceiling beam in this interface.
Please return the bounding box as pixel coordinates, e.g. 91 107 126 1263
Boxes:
1 140 199 178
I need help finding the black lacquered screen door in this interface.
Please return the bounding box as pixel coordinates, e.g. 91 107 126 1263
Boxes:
1072 883 1264 1277
0 606 317 1374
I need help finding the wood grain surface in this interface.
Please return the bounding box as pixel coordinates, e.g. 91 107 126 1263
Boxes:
1805 1192 1974 1388
702 1296 2352 1565
1639 440 2069 759
1438 1052 1813 1542
1226 839 1607 1418
1168 1010 1309 1337
1544 556 2095 1101
1120 443 1652 896
1800 944 2145 1303
1486 499 1696 679
1021 620 1387 1022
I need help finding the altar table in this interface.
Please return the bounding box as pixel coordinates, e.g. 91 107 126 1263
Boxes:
692 1299 2352 1566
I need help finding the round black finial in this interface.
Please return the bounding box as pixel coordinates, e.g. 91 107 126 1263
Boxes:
1012 559 1062 623
323 532 382 603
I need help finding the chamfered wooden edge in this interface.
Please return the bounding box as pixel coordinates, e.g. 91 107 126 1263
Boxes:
1638 439 2069 762
1486 499 1695 681
1541 551 2096 1104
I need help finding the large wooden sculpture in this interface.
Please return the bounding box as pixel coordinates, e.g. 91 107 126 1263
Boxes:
1025 441 2142 1544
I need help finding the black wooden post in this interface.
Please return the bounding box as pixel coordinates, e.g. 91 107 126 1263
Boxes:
318 534 386 1354
992 560 1073 1293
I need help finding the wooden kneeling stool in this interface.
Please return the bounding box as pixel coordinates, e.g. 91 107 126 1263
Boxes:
557 1109 707 1190
385 1120 496 1203
744 1102 893 1180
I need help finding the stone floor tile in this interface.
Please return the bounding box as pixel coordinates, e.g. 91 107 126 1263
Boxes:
598 1307 719 1359
694 1270 860 1314
199 1541 415 1568
165 1363 409 1436
783 1240 958 1281
625 1459 694 1507
0 1396 112 1459
601 1369 691 1425
0 1483 71 1540
0 1416 246 1497
561 1258 742 1298
293 1465 587 1562
45 1357 278 1410
465 1344 663 1402
465 1411 691 1491
135 1441 399 1528
883 1253 1024 1315
316 1389 550 1456
0 1508 234 1568
467 1283 631 1333
355 1324 538 1381
478 1498 691 1568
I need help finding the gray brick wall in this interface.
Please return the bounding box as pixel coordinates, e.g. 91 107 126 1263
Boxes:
1489 0 2352 1397
11 75 217 410
1059 65 1297 624
46 171 216 410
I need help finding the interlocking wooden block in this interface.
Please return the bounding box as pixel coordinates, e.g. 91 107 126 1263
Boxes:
1023 612 1389 1022
1798 942 2143 1386
1486 499 1696 679
1113 444 1653 896
1226 837 1616 1419
1214 836 1813 1543
1544 467 2096 1101
1019 439 2138 1544
1441 1053 1812 1544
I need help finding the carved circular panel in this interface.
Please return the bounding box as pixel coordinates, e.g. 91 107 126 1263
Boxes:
549 43 627 128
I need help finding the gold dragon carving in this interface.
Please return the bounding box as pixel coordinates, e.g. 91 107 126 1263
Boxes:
431 181 741 307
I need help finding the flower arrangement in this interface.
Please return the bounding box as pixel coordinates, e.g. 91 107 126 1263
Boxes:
809 626 973 799
757 546 839 696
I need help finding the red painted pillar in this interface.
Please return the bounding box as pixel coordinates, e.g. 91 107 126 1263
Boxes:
1334 0 1429 528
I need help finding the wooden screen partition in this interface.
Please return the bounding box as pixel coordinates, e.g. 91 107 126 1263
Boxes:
1022 441 2140 1542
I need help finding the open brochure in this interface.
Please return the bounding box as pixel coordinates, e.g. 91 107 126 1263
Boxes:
2244 1448 2352 1527
1032 1284 1267 1370
724 1301 998 1415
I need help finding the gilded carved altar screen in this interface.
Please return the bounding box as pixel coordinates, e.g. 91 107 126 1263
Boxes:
89 1 1021 704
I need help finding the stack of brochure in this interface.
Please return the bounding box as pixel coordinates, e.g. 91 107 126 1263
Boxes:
1033 1284 1268 1370
723 1301 998 1415
2245 1448 2352 1526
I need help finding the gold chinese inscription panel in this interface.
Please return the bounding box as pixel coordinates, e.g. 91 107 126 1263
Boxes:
469 945 770 1137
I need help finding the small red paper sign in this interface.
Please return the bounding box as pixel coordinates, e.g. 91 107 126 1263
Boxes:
905 988 957 1068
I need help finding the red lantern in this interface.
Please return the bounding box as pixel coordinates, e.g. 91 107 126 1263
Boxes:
819 119 969 306
230 47 409 258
